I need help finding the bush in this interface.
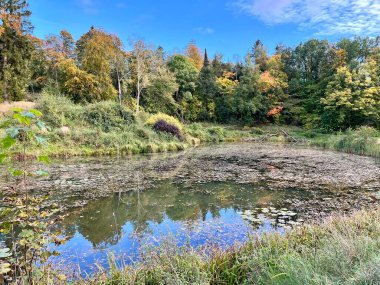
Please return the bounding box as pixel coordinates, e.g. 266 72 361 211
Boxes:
36 93 82 128
146 113 184 132
83 101 134 132
207 127 226 141
153 120 183 140
186 123 209 141
251 127 265 135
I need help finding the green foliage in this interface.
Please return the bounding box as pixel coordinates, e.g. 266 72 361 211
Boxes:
0 108 66 283
196 50 218 121
310 126 380 157
142 48 179 115
36 92 82 127
83 101 135 132
231 56 268 124
321 60 380 130
0 0 34 101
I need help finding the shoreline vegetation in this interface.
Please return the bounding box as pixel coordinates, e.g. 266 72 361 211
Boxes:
42 206 380 284
2 96 380 159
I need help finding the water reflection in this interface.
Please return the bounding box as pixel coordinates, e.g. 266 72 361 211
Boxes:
53 181 307 272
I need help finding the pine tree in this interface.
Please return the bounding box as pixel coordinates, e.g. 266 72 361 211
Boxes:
0 0 34 101
196 49 217 120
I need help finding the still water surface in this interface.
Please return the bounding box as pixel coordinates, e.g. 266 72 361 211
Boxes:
5 143 380 274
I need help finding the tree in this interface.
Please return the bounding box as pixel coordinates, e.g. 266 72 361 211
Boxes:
321 60 380 130
258 54 288 109
56 57 103 103
0 0 34 101
252 40 269 72
281 39 337 126
44 30 75 90
212 53 224 77
142 47 178 114
29 36 47 93
185 42 203 71
196 49 217 120
130 39 152 113
80 29 118 100
60 30 75 59
167 54 199 121
215 71 239 122
233 55 266 123
109 36 129 104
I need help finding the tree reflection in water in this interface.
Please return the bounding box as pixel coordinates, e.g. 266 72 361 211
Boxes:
57 180 307 251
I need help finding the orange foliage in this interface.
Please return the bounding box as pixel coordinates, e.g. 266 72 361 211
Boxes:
259 71 276 92
267 106 284 117
185 42 203 70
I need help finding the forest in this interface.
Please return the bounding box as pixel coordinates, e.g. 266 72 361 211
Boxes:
2 1 380 132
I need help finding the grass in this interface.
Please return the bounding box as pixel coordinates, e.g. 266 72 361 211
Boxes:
38 206 380 285
29 93 257 157
308 126 380 158
3 94 380 159
0 101 36 115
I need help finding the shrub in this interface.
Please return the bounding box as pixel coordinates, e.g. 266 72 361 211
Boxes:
146 113 184 132
251 127 265 135
153 120 183 140
36 93 82 128
208 127 226 141
186 123 209 141
83 101 134 132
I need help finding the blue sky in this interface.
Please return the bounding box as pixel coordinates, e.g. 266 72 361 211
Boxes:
29 0 380 61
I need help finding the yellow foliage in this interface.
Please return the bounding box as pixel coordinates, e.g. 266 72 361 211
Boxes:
145 113 184 132
216 76 238 96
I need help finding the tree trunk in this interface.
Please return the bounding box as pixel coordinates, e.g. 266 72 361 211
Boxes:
136 79 140 114
116 69 122 105
3 55 8 102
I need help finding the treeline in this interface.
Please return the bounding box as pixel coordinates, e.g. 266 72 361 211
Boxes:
1 0 380 130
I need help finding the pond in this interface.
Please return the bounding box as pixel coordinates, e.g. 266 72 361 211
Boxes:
2 143 380 274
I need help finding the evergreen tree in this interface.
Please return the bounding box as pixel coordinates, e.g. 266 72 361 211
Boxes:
0 0 34 101
252 40 268 72
233 55 266 123
196 49 217 120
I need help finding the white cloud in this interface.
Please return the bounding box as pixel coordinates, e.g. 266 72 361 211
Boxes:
193 27 215 35
78 0 99 14
231 0 380 36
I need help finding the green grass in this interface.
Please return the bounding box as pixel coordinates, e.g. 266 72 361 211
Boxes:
43 206 379 285
4 93 380 159
27 94 257 157
308 126 380 158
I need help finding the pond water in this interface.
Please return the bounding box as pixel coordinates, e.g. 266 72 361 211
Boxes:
54 182 307 272
2 143 380 274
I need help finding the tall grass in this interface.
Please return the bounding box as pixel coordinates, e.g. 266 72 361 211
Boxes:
62 206 380 285
310 126 380 158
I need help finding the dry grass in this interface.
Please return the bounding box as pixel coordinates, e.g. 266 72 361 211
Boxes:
0 101 36 115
